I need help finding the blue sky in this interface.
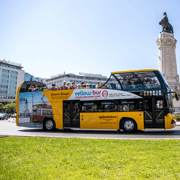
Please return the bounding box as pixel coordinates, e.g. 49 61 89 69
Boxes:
0 0 180 78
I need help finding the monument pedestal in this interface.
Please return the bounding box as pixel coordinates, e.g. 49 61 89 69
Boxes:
156 32 180 112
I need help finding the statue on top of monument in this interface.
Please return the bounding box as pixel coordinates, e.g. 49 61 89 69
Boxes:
159 12 174 33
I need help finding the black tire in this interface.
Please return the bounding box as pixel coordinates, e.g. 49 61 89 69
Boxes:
43 119 55 131
122 119 137 133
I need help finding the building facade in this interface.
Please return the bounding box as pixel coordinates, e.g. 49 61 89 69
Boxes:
46 72 110 89
24 72 47 84
0 59 24 102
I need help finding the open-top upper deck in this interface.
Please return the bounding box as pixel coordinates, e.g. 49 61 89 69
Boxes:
103 69 169 92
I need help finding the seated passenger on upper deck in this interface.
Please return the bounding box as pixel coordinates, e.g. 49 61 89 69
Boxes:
70 82 76 89
67 82 71 89
52 84 57 90
86 83 90 89
29 85 34 91
77 83 80 89
60 81 68 90
96 82 101 88
34 85 39 91
80 82 86 88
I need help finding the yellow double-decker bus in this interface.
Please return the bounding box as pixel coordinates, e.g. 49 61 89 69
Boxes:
16 69 178 133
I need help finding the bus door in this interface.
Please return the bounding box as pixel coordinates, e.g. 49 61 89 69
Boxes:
144 97 164 128
63 101 80 128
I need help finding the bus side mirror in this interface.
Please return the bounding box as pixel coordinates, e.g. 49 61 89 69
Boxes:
175 92 179 101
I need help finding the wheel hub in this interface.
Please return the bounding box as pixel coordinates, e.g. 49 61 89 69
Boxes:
124 120 134 131
46 120 54 130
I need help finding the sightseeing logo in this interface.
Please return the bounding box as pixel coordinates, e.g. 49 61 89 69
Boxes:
92 90 101 97
75 91 92 97
74 90 103 99
102 90 108 98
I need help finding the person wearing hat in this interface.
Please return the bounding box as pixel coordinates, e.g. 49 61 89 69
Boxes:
60 81 67 90
66 82 71 89
34 85 39 91
29 85 34 92
70 82 76 89
86 83 90 89
52 84 57 90
77 83 80 89
80 82 86 89
96 82 101 88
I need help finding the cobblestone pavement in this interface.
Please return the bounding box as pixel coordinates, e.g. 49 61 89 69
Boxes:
1 119 180 139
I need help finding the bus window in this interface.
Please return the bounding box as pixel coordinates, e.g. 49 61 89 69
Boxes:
72 102 79 113
98 101 115 112
113 71 162 90
81 101 97 112
118 100 139 112
156 100 163 110
103 75 122 90
114 101 118 112
144 99 152 111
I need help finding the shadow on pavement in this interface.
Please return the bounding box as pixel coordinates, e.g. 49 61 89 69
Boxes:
17 128 180 136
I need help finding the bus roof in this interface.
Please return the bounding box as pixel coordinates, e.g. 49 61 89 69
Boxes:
23 81 46 87
111 69 158 74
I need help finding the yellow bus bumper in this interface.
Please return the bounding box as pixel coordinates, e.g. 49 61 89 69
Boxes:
165 113 176 129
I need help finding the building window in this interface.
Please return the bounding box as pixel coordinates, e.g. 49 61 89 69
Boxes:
0 85 8 88
2 69 9 73
10 71 18 74
10 76 17 79
0 90 7 93
1 79 8 83
0 96 7 99
76 81 81 84
1 74 9 78
10 81 17 84
8 96 15 99
8 91 16 94
9 86 16 89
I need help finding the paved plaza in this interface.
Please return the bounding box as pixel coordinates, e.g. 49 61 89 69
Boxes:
1 118 180 139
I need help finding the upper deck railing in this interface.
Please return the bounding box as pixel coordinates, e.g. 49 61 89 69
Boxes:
18 69 169 92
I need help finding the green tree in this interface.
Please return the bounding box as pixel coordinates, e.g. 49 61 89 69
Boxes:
0 102 4 113
1 101 16 114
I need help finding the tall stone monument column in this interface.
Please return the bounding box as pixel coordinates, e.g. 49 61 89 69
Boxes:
156 32 179 90
157 12 180 112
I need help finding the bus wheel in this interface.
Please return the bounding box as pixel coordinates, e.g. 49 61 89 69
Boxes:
122 119 136 133
44 119 55 131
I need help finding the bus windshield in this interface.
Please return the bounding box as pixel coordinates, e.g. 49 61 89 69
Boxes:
112 71 162 91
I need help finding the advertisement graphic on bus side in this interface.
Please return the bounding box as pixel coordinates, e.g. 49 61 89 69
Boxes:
68 89 142 101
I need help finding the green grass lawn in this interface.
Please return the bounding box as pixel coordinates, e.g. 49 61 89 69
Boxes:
1 137 180 180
